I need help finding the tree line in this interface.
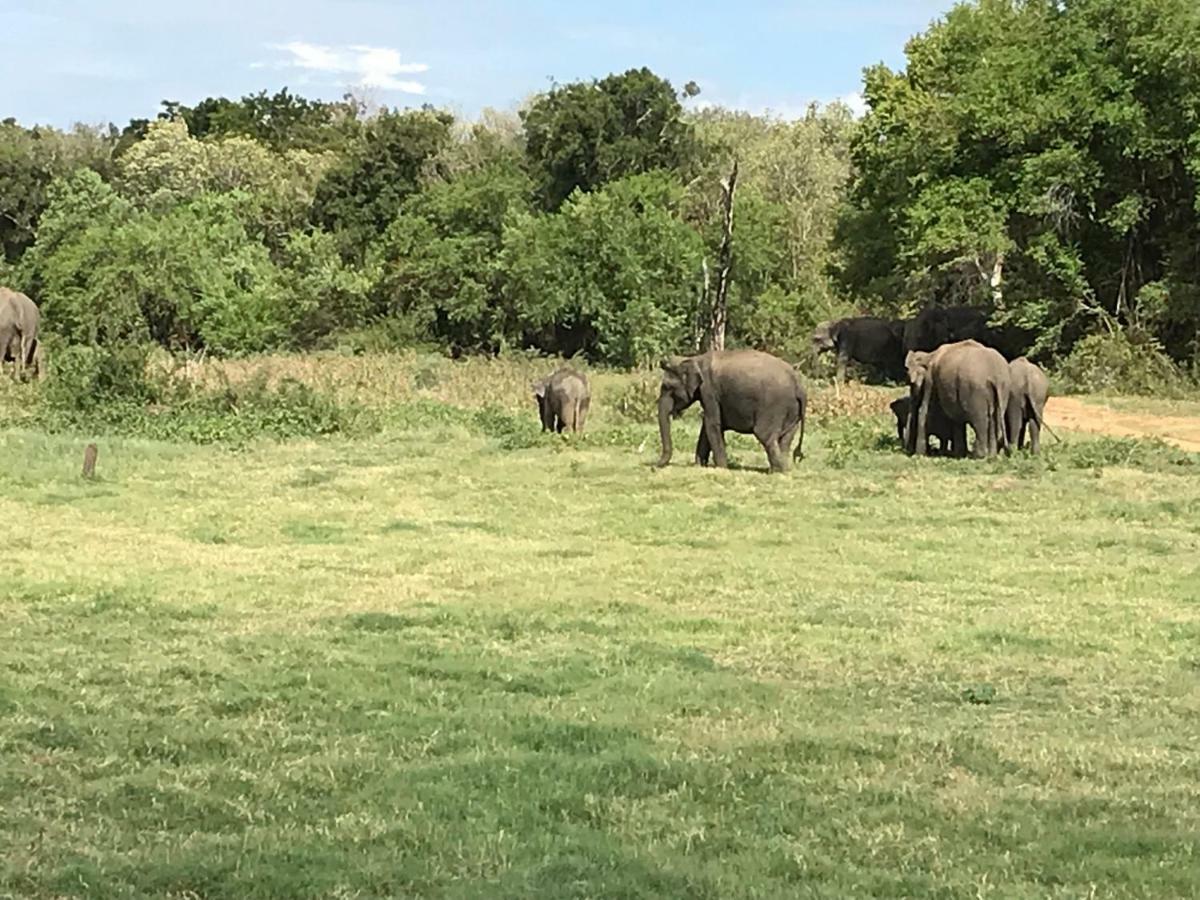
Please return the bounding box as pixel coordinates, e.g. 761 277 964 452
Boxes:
2 0 1197 371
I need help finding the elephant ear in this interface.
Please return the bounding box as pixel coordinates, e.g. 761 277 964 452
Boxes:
681 357 704 398
532 379 547 399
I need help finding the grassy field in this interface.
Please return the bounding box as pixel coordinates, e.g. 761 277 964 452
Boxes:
3 354 1200 898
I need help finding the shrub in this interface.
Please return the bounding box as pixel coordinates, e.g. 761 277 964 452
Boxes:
1055 330 1194 397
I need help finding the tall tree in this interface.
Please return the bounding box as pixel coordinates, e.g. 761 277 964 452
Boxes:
521 68 698 211
838 0 1200 359
312 108 454 253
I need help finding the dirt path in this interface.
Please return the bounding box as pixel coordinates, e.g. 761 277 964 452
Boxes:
1045 397 1200 452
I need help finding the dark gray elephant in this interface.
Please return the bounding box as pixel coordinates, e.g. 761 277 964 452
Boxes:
1006 357 1049 453
902 305 989 354
657 350 806 474
0 288 41 381
905 340 1011 458
812 316 906 382
533 367 590 433
890 395 956 456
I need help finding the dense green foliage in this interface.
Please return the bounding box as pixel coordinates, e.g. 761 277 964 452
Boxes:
3 0 1200 378
838 0 1200 364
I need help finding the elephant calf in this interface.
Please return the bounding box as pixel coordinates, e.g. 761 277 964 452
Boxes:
1006 357 1049 453
533 367 590 433
0 287 42 381
890 395 955 456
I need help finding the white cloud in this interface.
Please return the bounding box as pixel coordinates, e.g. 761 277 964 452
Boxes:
260 41 429 94
838 92 869 118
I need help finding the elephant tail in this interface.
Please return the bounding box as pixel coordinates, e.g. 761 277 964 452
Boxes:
793 385 807 462
1028 398 1062 443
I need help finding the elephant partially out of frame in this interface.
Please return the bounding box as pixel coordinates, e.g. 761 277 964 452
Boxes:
0 288 42 381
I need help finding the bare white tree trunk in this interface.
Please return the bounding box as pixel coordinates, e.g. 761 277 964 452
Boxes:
990 251 1005 307
693 258 711 352
706 159 738 352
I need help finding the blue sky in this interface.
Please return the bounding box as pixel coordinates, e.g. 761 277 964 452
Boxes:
2 0 953 128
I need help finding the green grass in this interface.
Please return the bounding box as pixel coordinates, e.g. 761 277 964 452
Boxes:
3 377 1200 897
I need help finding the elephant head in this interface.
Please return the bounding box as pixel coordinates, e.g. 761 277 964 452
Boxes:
904 351 934 455
656 355 703 467
531 378 550 431
811 320 838 355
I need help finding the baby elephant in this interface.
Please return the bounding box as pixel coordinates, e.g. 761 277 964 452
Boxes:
533 367 590 434
890 395 956 456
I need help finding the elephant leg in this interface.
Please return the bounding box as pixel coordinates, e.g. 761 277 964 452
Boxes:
969 412 992 458
836 348 849 383
779 421 800 462
952 422 969 458
1028 418 1041 454
695 427 712 467
704 415 729 468
758 433 788 474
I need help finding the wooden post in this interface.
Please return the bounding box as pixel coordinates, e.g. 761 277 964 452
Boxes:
706 158 738 353
82 444 98 479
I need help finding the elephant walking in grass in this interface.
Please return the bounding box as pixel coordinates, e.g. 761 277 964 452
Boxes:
0 288 42 381
905 340 1010 458
656 350 807 474
533 367 590 433
1006 357 1050 453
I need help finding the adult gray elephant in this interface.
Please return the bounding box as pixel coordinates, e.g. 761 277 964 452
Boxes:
657 349 806 474
533 367 590 433
0 288 42 381
1006 357 1049 453
905 340 1010 458
889 395 956 456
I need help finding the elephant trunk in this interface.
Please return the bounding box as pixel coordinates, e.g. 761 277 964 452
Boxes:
656 393 674 468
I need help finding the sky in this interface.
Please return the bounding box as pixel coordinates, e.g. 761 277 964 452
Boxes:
1 0 954 129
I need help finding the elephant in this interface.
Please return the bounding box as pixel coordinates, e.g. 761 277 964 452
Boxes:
532 367 590 433
0 288 42 381
902 305 992 355
1006 357 1050 453
889 395 956 456
656 349 807 474
905 339 1011 458
811 316 906 382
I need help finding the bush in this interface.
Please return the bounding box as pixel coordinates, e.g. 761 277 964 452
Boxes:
1055 330 1195 397
41 343 161 415
36 348 374 445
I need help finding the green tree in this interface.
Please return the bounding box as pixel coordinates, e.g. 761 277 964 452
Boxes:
521 68 698 211
838 0 1200 360
0 120 116 263
312 108 454 252
372 157 533 353
687 104 856 355
501 172 705 365
115 118 333 250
